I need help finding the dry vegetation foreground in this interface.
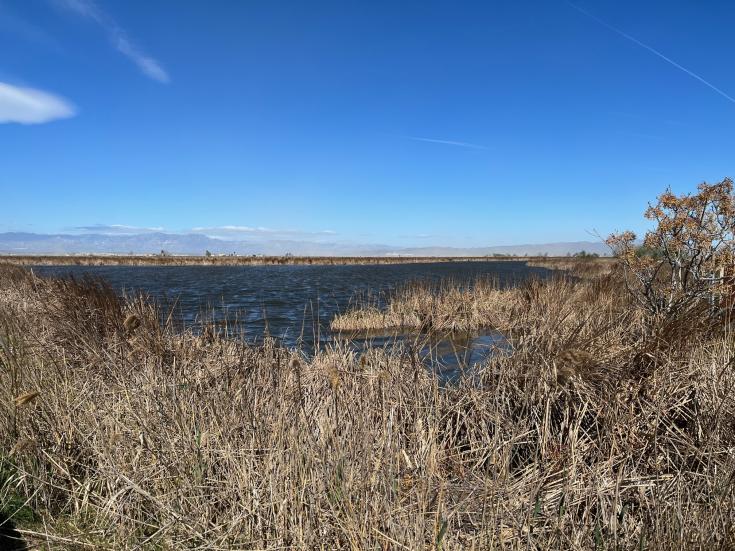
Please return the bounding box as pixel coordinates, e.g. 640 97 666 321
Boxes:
1 261 734 549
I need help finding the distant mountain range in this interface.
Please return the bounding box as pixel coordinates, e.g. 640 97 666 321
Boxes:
0 232 611 257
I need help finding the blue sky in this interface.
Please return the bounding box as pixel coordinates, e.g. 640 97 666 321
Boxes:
1 0 733 247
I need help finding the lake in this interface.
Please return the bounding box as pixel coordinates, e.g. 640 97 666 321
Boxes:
32 261 548 377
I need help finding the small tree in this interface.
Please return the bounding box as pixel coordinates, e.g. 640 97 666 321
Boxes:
573 250 600 259
607 178 735 319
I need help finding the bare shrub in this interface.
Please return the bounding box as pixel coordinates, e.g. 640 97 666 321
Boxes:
607 178 735 322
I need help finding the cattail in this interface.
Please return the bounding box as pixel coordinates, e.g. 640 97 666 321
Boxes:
327 364 341 391
14 391 39 407
123 314 141 334
202 323 216 343
399 474 415 492
555 364 577 385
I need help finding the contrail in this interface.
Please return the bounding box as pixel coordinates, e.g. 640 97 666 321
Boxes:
404 135 489 150
569 2 735 105
53 0 169 83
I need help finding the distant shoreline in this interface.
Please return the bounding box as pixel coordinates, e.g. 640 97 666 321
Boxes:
0 254 583 267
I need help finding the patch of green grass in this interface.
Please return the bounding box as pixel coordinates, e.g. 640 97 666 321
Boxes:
0 457 37 527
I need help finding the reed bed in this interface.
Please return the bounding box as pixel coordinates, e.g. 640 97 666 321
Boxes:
526 257 616 278
331 280 511 334
0 262 734 549
331 265 623 335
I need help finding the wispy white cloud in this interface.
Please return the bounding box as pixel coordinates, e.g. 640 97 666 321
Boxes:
190 226 338 240
114 34 169 83
67 224 338 240
71 224 165 235
0 82 76 124
53 0 169 83
404 135 489 150
569 2 735 105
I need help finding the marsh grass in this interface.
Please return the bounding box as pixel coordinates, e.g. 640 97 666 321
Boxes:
527 257 616 279
331 278 511 334
0 262 734 549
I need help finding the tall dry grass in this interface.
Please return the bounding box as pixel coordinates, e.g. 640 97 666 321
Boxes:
331 279 511 334
0 262 734 549
526 257 617 278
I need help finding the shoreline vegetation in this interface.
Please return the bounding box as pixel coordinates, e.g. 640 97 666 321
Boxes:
1 254 734 549
0 254 614 267
1 180 733 549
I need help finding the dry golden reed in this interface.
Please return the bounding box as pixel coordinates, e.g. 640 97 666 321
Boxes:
0 260 733 550
123 313 141 333
13 391 40 407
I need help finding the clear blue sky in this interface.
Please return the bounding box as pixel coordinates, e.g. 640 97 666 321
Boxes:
1 0 733 247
